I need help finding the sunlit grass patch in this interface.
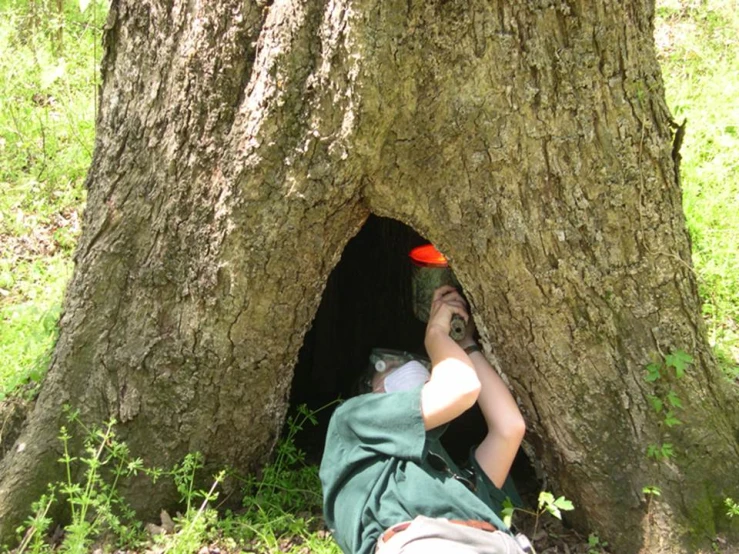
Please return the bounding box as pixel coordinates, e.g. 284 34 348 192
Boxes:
0 0 102 397
656 0 739 377
0 251 71 400
0 255 70 400
0 0 97 277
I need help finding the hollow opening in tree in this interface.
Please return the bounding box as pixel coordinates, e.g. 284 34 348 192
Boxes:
288 215 539 496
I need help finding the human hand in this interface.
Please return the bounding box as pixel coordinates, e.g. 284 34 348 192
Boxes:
425 285 469 339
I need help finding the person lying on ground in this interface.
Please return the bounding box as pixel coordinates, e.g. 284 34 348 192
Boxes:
320 285 530 554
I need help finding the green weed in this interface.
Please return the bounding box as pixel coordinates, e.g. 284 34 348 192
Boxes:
501 490 575 540
224 402 342 553
726 497 739 518
646 442 675 461
0 0 99 246
56 415 144 553
154 454 225 554
10 403 342 554
10 408 146 553
643 350 692 462
587 532 609 554
15 490 55 554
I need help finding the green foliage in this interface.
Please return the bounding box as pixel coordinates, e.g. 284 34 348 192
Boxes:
0 282 64 400
665 389 682 409
223 402 342 553
643 350 692 463
154 464 226 554
500 497 516 529
647 442 675 461
15 489 56 554
645 362 662 383
0 0 100 250
10 403 344 554
11 408 146 553
13 408 240 553
647 394 663 413
641 485 662 540
57 409 146 552
173 452 207 514
665 350 694 379
643 350 693 385
587 533 609 554
656 0 739 379
11 401 342 554
36 409 337 554
726 498 739 519
662 411 682 428
244 405 325 515
501 491 575 541
537 491 575 521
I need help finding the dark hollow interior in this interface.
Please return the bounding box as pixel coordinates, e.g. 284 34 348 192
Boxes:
288 214 537 494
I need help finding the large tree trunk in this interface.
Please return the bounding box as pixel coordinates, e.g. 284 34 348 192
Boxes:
1 0 737 551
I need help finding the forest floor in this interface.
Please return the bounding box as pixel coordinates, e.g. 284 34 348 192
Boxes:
1 0 738 553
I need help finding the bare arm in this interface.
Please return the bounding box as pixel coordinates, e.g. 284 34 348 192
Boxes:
420 287 481 430
459 332 526 489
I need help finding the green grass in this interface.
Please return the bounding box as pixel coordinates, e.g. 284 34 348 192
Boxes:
0 0 99 396
0 0 97 239
655 0 739 378
0 255 67 400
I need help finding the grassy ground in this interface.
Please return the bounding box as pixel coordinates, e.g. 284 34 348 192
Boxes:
655 0 739 377
0 0 737 552
0 0 95 399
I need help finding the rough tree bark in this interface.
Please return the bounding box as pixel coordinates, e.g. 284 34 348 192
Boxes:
1 0 737 551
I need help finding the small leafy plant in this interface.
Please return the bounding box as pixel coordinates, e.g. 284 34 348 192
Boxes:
501 490 574 539
726 497 739 519
646 442 675 462
14 489 56 554
56 416 141 553
12 401 345 554
13 407 146 553
587 532 609 554
643 350 693 462
0 0 105 401
13 407 232 554
642 485 662 520
154 455 225 554
537 491 575 521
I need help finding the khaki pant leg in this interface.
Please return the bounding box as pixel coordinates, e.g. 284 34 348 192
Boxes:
377 516 526 554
